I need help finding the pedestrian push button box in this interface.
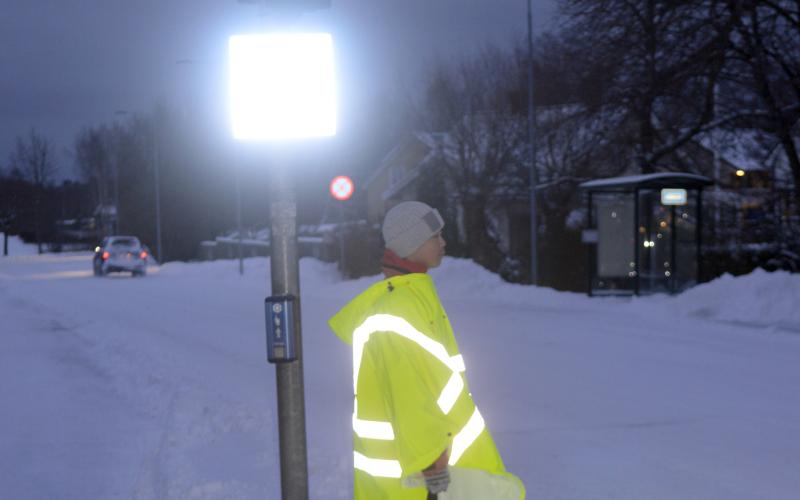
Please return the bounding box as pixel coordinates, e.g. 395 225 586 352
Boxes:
264 295 297 363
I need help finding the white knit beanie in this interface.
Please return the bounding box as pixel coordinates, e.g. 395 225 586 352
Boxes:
382 201 445 258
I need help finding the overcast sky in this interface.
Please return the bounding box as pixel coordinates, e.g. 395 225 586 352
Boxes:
1 0 556 180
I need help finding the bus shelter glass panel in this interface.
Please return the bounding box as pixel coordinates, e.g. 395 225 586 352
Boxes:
637 190 671 294
592 193 636 294
637 189 700 294
674 195 698 291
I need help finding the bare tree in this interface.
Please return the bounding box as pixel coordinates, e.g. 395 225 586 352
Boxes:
9 128 58 188
559 0 737 174
413 41 631 284
72 104 241 262
416 47 529 272
720 0 800 214
8 128 59 253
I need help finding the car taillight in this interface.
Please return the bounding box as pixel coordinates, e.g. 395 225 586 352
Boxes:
102 251 110 260
140 251 148 260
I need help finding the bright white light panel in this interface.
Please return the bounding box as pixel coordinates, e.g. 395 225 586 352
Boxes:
229 33 336 140
661 188 687 205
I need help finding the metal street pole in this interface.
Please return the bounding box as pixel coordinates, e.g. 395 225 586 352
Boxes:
338 202 346 278
229 10 332 498
152 120 164 264
269 160 309 500
527 0 539 286
113 110 128 235
712 82 721 249
113 152 121 234
236 163 244 275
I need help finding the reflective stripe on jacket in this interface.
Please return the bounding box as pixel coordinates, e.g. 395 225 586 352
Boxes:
328 273 525 499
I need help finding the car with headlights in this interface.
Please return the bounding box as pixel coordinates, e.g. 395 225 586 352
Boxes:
93 236 149 277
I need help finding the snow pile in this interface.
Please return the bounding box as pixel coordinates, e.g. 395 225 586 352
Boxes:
297 255 799 331
656 268 800 332
407 256 800 331
0 233 39 256
430 257 595 312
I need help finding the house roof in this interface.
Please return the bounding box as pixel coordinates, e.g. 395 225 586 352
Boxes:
579 172 713 191
364 131 445 189
696 129 769 172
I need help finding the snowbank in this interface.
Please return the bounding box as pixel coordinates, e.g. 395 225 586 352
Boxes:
648 268 800 332
0 233 39 256
323 255 800 332
304 255 800 333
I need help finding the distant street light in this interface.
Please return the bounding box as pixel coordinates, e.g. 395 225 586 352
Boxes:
229 26 336 500
152 118 163 264
113 110 128 235
111 109 162 263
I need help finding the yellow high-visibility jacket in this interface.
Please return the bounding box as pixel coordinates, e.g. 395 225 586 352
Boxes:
328 273 525 500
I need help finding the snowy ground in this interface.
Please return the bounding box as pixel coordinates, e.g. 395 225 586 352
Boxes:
1 234 799 499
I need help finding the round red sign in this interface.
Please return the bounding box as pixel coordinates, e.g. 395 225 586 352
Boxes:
329 175 354 201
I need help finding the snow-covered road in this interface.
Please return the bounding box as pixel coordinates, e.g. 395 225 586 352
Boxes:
1 247 798 499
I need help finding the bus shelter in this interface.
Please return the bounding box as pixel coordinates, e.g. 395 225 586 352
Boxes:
579 173 713 296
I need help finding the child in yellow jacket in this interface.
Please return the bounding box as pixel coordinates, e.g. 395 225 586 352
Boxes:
328 201 525 499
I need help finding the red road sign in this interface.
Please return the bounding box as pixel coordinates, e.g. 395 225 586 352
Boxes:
329 176 354 201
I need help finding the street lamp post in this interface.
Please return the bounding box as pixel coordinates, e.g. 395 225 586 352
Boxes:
330 175 355 278
113 110 128 235
268 160 308 499
527 0 539 286
113 154 120 234
174 57 231 269
230 29 336 500
152 120 163 264
113 109 162 263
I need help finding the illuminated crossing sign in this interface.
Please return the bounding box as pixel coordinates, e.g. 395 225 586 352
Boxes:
661 188 687 205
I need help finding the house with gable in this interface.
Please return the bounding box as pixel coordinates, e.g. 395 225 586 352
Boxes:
363 131 447 225
364 122 533 276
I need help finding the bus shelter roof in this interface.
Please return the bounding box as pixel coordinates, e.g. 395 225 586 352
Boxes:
579 172 713 192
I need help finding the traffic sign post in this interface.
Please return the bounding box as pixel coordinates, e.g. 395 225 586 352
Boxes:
329 176 354 278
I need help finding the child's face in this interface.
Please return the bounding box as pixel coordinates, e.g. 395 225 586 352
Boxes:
408 231 446 268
